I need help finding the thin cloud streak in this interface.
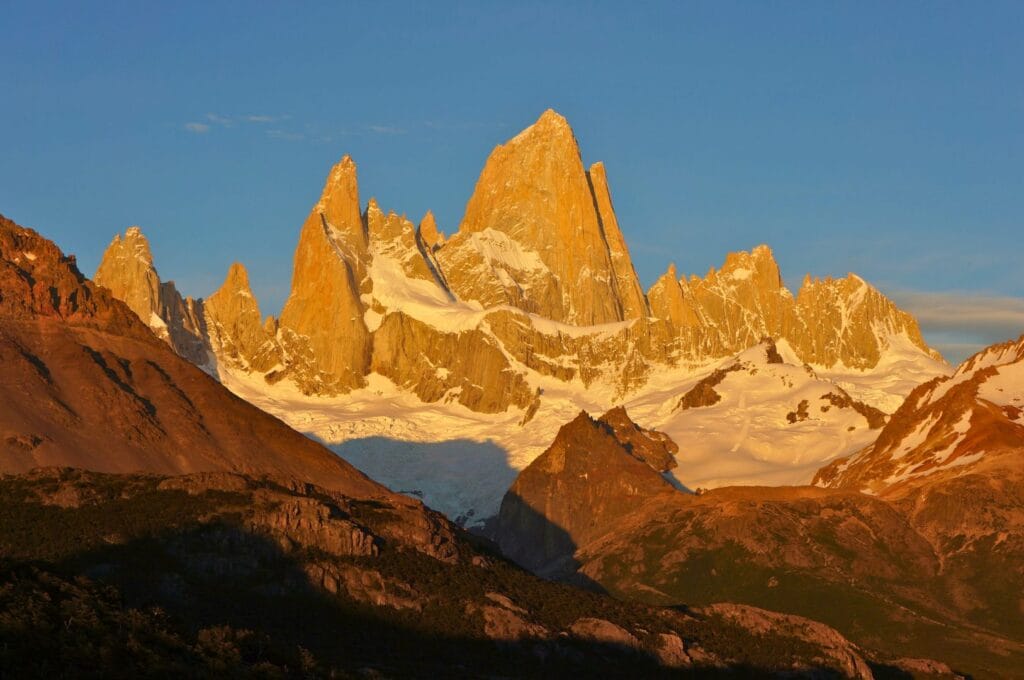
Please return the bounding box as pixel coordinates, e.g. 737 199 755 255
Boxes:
892 290 1024 364
205 113 234 126
184 122 210 133
266 129 304 141
892 291 1024 334
368 124 407 135
245 114 287 123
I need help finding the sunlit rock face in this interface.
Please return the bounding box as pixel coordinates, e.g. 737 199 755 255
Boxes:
277 155 372 394
815 333 1024 494
792 273 940 368
436 109 642 325
645 244 937 369
94 226 208 365
203 262 281 374
98 110 943 416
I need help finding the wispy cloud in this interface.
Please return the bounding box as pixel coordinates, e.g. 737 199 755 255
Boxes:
245 114 287 123
205 113 234 126
892 291 1024 334
368 124 407 135
184 122 210 134
892 290 1024 363
266 129 305 141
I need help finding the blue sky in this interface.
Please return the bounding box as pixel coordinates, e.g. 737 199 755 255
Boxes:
2 1 1021 362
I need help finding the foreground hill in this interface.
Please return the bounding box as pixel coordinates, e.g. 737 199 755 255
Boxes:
0 468 901 678
1 213 926 676
0 214 378 497
492 402 1024 677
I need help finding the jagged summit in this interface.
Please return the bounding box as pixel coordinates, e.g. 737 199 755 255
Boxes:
439 109 644 325
204 260 281 374
507 107 576 145
94 226 208 363
315 155 366 252
97 109 945 426
417 210 443 248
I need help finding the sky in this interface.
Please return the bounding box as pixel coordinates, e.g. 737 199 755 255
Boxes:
1 1 1021 363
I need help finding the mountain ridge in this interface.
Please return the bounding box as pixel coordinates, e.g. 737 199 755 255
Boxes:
95 109 944 419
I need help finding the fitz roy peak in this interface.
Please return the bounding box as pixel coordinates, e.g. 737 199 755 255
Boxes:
88 107 957 525
95 109 942 421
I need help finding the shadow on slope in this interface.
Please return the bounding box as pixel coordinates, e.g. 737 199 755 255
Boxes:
0 471 893 679
325 436 517 526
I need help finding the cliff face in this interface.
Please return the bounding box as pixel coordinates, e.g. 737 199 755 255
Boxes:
277 156 371 394
645 246 938 369
94 227 208 364
437 110 640 325
95 109 944 419
203 262 281 374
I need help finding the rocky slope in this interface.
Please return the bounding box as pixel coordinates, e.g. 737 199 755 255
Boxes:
0 214 382 496
495 408 678 575
815 333 1024 494
0 466 896 677
492 403 1023 677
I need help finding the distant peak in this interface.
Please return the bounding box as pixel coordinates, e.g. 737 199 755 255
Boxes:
225 261 250 289
418 210 443 247
507 108 576 146
104 226 154 265
537 108 570 127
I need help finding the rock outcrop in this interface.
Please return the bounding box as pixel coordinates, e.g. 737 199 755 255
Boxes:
495 409 678 575
277 156 371 394
203 262 281 374
94 227 208 364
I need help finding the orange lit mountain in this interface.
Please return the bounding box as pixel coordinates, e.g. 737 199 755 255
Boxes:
815 333 1024 495
95 110 943 419
495 408 678 575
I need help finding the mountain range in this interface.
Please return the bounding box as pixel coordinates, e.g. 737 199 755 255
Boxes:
91 109 950 524
4 108 1022 677
2 211 962 678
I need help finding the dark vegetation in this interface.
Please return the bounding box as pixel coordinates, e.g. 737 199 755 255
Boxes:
596 535 1018 679
0 470 879 678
